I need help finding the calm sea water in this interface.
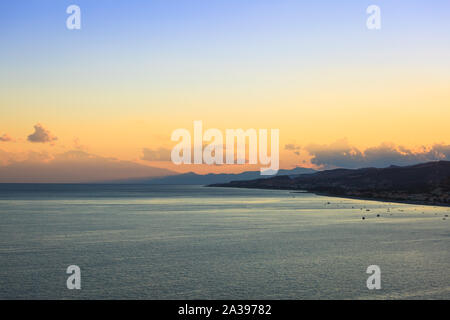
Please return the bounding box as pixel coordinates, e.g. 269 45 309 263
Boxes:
0 184 448 299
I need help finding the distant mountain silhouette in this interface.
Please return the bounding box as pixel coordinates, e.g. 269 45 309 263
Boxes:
108 167 316 185
210 161 450 206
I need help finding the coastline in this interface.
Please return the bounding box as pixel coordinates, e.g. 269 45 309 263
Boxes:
208 185 450 208
310 191 450 208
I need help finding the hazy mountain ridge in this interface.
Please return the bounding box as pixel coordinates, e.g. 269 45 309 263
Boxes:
107 167 316 185
210 161 450 206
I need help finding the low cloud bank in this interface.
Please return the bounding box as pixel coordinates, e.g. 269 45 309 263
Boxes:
141 147 172 161
0 150 174 183
306 139 450 169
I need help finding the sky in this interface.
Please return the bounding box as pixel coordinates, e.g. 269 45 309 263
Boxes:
1 0 450 182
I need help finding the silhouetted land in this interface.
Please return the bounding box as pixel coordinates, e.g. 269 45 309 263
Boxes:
209 161 450 206
106 167 316 185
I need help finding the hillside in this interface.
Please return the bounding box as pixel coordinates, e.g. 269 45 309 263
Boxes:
210 161 450 206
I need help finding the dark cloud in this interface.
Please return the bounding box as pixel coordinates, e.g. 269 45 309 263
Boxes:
141 147 172 161
0 134 14 142
27 124 57 143
427 144 450 159
285 144 301 151
306 139 450 169
305 139 364 168
285 143 301 156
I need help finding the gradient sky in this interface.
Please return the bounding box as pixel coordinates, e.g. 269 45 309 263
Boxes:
1 0 450 181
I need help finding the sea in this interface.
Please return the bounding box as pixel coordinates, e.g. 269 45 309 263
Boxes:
0 184 448 299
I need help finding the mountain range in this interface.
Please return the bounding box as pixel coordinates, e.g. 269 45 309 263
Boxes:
210 161 450 206
107 167 316 185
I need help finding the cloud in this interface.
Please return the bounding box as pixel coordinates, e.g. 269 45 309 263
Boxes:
0 134 14 142
305 139 364 168
285 143 301 156
305 139 450 169
141 147 172 161
0 149 19 166
141 144 254 164
0 150 175 183
285 144 301 151
427 144 450 159
27 123 57 143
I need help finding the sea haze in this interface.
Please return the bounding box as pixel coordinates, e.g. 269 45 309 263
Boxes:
0 184 448 299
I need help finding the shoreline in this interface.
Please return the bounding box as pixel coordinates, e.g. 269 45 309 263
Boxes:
208 185 450 208
311 191 450 208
